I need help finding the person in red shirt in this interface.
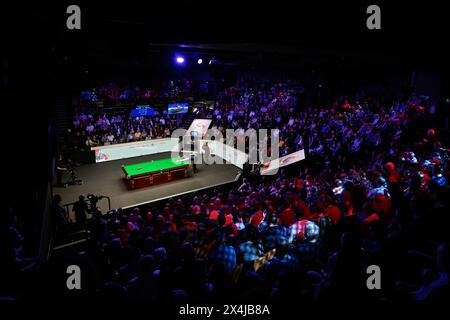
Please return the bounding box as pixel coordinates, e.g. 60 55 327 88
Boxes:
295 199 312 220
209 209 219 220
249 210 264 227
323 195 342 223
342 99 351 110
224 213 234 227
385 162 400 184
279 207 295 227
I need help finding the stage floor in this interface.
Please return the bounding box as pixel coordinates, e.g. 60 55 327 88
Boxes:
54 153 241 216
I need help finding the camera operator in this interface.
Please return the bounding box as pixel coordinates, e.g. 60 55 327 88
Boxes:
73 195 89 229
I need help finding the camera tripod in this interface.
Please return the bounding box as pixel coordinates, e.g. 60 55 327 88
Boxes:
67 166 83 185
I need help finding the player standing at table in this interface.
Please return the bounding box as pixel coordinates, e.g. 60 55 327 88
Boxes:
191 152 198 174
202 141 211 165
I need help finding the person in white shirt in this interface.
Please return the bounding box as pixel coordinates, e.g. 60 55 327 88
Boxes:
107 133 115 143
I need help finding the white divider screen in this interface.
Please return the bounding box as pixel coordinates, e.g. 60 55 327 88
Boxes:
185 119 212 137
91 138 179 163
260 149 306 175
91 137 248 169
196 140 248 169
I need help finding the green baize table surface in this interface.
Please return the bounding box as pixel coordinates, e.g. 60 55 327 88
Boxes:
123 156 189 177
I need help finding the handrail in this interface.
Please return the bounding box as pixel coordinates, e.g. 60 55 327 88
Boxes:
38 182 54 262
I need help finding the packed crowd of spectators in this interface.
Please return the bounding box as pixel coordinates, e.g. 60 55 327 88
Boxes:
68 78 305 152
70 111 180 147
48 81 449 301
69 77 435 162
80 79 194 103
70 79 194 148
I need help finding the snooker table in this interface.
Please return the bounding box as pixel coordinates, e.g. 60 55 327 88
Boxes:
121 156 190 189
